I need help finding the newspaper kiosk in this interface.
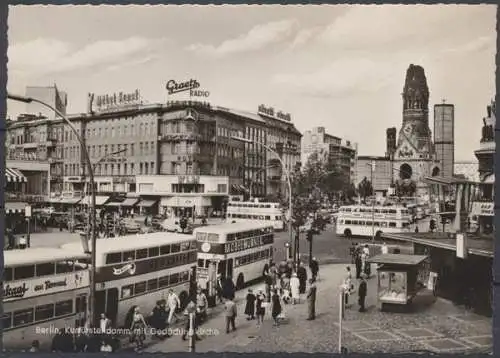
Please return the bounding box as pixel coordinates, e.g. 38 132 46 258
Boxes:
367 254 432 311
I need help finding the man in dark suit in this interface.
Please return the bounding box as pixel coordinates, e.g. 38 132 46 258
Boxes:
358 274 368 312
306 279 317 320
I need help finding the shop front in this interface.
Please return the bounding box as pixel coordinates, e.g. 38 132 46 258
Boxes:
160 196 213 218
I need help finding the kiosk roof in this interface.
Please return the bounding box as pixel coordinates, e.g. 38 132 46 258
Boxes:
367 254 428 266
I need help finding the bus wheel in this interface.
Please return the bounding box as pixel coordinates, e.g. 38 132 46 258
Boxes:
236 273 245 290
178 291 189 311
344 229 352 238
376 231 382 240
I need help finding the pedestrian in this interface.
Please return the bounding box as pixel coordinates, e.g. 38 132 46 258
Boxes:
74 329 88 352
100 340 112 353
349 243 357 264
269 263 278 289
354 249 362 279
99 313 112 336
216 274 223 303
358 274 368 312
129 306 147 350
345 266 353 291
196 287 208 323
224 298 237 333
264 272 273 302
167 289 181 325
415 225 419 233
150 300 167 339
181 300 201 341
282 273 290 292
244 289 256 320
306 279 317 320
310 257 319 282
29 340 40 353
290 272 300 304
222 276 236 300
255 290 266 325
271 289 282 326
297 262 307 294
381 242 389 255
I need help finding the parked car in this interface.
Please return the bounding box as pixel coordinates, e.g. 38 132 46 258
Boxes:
161 218 193 234
121 218 141 233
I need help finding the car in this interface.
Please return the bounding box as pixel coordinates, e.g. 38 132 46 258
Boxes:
121 218 141 233
161 218 193 233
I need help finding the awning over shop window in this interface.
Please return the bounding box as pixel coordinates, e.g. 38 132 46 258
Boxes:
81 196 110 206
231 184 248 194
105 201 123 207
5 168 27 183
59 197 82 205
138 199 157 207
5 202 28 214
121 198 139 207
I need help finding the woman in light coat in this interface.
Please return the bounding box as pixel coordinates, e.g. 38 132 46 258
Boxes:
290 272 300 304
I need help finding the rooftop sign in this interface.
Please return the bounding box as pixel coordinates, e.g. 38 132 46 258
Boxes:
88 89 142 113
166 79 210 99
258 105 292 122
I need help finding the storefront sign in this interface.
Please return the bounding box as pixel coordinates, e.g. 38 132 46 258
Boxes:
258 105 292 122
166 79 200 95
113 263 137 276
66 176 84 182
471 202 494 216
3 272 89 302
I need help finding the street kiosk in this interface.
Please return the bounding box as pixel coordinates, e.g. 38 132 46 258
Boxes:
367 254 433 310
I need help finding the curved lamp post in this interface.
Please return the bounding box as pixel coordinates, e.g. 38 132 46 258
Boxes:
232 137 293 254
7 93 98 327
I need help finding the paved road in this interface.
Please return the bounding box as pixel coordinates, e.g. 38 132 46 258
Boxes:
146 263 492 354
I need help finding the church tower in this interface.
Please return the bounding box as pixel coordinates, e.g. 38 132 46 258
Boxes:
393 64 439 197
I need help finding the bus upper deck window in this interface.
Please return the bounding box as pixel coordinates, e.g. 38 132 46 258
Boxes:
160 245 171 255
3 267 12 282
171 244 181 253
136 249 148 260
123 251 135 261
36 263 55 277
148 247 160 257
14 265 35 280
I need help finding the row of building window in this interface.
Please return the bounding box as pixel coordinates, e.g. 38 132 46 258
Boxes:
4 261 87 282
121 270 190 299
84 122 156 140
340 219 410 228
65 142 157 162
64 161 156 177
3 295 86 330
234 248 272 268
105 241 196 265
226 214 282 221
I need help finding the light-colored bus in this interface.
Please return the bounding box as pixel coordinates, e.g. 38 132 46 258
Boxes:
195 222 274 290
61 232 197 327
3 248 90 350
226 201 285 231
336 205 411 238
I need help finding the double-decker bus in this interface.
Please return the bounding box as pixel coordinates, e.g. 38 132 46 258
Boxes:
61 232 197 327
2 248 90 350
226 201 285 231
195 222 274 290
336 204 411 238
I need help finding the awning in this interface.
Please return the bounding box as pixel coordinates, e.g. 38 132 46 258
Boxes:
5 202 28 214
138 199 157 207
105 201 123 207
483 173 495 184
121 198 139 207
5 168 27 183
81 196 110 206
59 197 82 205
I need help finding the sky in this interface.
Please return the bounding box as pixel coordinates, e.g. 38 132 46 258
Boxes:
7 5 496 161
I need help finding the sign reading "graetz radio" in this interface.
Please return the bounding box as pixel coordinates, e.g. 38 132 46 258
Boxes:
197 235 274 255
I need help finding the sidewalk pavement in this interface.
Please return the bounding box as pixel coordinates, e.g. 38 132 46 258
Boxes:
145 263 492 354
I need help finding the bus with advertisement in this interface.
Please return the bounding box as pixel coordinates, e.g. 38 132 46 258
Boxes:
2 248 90 350
61 232 197 327
226 200 285 231
194 222 274 290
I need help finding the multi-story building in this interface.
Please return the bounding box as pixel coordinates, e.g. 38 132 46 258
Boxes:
25 85 67 121
355 156 393 195
6 114 64 193
301 126 357 184
434 103 455 178
6 88 303 214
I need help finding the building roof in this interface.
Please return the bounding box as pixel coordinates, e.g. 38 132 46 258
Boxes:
367 253 428 266
5 247 90 266
216 107 266 124
423 175 478 186
357 155 390 161
60 232 195 254
381 232 494 258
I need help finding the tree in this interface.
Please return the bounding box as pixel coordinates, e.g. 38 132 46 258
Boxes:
357 177 373 201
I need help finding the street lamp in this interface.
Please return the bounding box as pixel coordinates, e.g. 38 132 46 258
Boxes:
365 161 376 241
7 93 98 327
231 137 294 252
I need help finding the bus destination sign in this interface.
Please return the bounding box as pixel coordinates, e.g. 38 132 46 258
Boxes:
197 235 273 255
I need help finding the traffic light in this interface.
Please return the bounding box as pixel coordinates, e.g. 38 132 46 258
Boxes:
306 230 313 242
